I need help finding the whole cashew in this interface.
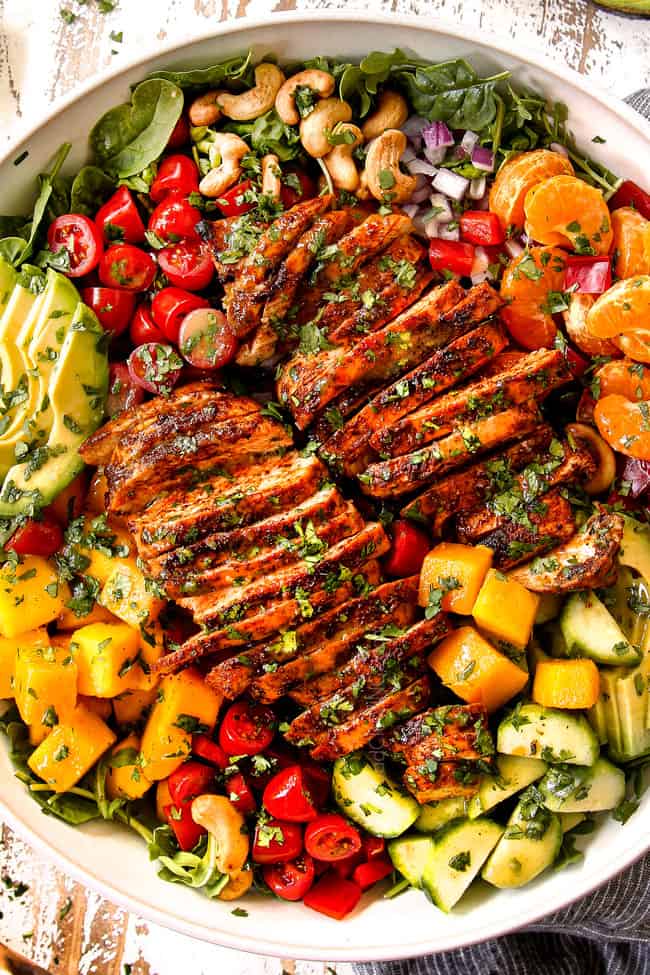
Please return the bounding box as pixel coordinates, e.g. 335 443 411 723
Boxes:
361 90 409 141
217 63 285 121
275 69 336 125
191 794 249 875
189 90 223 127
218 866 254 901
364 129 417 205
300 98 353 158
323 123 364 192
356 168 371 201
566 422 616 496
198 132 249 198
261 153 281 200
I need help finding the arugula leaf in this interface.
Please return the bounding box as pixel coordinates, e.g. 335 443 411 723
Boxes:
146 51 253 90
70 165 116 216
150 825 230 897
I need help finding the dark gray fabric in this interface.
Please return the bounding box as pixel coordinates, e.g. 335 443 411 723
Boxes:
355 89 650 975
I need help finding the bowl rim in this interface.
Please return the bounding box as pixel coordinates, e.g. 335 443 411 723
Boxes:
1 9 649 962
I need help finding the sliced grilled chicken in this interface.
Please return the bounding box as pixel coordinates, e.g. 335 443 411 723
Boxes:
403 760 481 803
208 214 267 280
360 402 543 498
310 382 384 445
509 509 624 592
384 704 492 765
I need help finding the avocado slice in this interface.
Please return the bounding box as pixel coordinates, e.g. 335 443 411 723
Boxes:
619 516 650 587
0 255 17 314
0 270 43 441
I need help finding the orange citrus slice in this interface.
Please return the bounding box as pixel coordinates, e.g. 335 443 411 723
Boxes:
524 174 613 255
594 358 650 400
594 393 650 459
489 149 574 233
611 207 650 278
586 276 650 338
615 329 650 364
500 246 568 349
562 293 620 358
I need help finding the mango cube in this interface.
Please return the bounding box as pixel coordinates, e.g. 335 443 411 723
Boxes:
419 543 493 615
57 601 115 631
472 569 540 647
71 622 141 698
78 695 113 721
15 639 78 744
428 626 528 713
28 705 116 793
156 779 172 821
0 555 68 637
113 687 158 728
80 517 135 586
106 733 152 801
141 669 222 781
99 560 164 629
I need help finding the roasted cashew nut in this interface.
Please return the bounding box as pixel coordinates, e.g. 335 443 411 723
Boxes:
218 866 254 901
361 89 409 141
198 132 249 198
363 128 417 205
300 98 353 158
261 153 281 200
275 69 336 126
323 123 364 192
191 794 249 875
188 90 223 127
217 63 285 121
566 422 616 496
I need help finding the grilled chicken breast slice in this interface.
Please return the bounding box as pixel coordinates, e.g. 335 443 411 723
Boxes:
384 704 492 765
403 760 481 803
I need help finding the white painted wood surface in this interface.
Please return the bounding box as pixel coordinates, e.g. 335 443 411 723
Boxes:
0 0 648 971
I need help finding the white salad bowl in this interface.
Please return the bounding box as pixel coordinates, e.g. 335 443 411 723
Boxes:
1 11 649 963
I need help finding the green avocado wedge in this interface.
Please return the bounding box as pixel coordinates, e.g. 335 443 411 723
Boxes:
592 0 649 14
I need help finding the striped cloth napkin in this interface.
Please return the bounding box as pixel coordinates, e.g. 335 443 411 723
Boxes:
356 89 650 975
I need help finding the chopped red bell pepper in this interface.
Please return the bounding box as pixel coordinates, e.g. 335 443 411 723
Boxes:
383 519 431 578
303 872 362 920
563 256 612 295
609 179 650 220
331 849 364 879
191 734 228 769
428 239 475 277
164 802 205 852
352 858 393 891
564 346 590 379
459 211 505 246
362 836 386 860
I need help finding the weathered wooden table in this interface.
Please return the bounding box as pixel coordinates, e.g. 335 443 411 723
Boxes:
1 1 649 971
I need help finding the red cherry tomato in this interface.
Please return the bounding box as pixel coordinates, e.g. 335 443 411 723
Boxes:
216 180 255 218
459 211 505 246
167 114 190 149
352 858 393 891
226 772 257 816
303 873 361 920
130 303 166 346
263 853 315 901
248 745 298 791
178 308 237 369
95 186 145 244
164 802 205 852
252 818 303 864
304 814 362 862
362 836 386 860
191 734 228 769
168 761 216 806
262 765 319 823
106 362 145 417
150 155 200 204
81 287 136 336
302 763 330 809
563 256 612 295
148 192 203 243
7 517 63 558
383 518 431 578
157 240 214 291
609 179 650 220
280 167 317 209
151 287 210 344
99 243 157 292
331 849 363 879
47 214 103 278
218 700 276 757
428 239 475 277
127 343 183 397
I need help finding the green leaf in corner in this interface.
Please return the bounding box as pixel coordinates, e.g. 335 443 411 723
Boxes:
146 50 253 90
70 166 116 216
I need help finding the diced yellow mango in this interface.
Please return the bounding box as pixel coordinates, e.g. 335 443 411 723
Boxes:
28 705 116 793
113 687 158 727
141 668 222 781
428 625 529 712
472 569 540 647
15 640 78 745
99 560 164 629
130 619 165 690
0 556 68 637
80 520 135 587
57 601 116 630
106 733 152 801
78 695 113 721
0 627 49 699
419 543 493 615
156 779 172 822
532 659 600 710
71 622 141 698
86 471 110 514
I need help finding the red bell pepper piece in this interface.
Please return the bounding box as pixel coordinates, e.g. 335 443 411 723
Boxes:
428 239 475 277
303 873 362 920
191 734 228 769
383 518 431 578
564 346 590 379
459 211 505 246
352 858 393 891
167 761 216 806
563 256 612 295
609 179 650 220
164 802 205 852
362 836 386 860
331 850 364 879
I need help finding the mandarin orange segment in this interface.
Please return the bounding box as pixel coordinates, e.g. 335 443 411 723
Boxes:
594 393 650 459
611 207 650 279
499 246 567 349
562 293 620 358
488 149 574 233
523 174 613 255
594 358 650 401
615 329 650 364
586 276 650 338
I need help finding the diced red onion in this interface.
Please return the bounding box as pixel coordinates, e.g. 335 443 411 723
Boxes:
428 192 453 223
401 145 417 164
425 220 440 239
423 144 447 166
401 115 427 140
468 176 487 200
504 238 525 259
422 121 454 149
471 246 490 277
549 141 570 158
406 158 438 177
473 194 490 211
461 130 480 155
471 146 495 172
411 213 429 237
620 457 650 498
471 272 489 285
432 168 469 201
438 223 460 242
411 183 432 204
401 203 420 219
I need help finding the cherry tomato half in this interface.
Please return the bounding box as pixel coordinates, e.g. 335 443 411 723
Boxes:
609 179 650 220
218 700 276 757
303 873 361 920
47 214 104 278
383 518 431 578
130 304 166 346
167 114 190 150
226 772 258 816
263 853 315 901
168 760 216 806
178 308 237 369
164 801 205 852
216 180 255 218
280 167 317 209
191 733 228 769
148 191 203 243
362 836 386 860
95 186 145 244
304 814 362 862
7 516 63 558
151 287 211 344
99 243 157 292
150 155 200 204
127 343 183 397
81 286 136 337
262 765 319 823
252 818 303 864
106 362 145 417
157 240 214 291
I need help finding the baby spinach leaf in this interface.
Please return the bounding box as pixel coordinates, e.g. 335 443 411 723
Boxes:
90 78 183 178
70 165 116 216
0 215 30 239
224 110 302 162
147 50 253 90
391 59 509 130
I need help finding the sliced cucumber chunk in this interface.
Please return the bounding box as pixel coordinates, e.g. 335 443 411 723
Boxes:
388 834 433 888
560 591 641 666
619 515 650 586
414 797 467 833
481 791 562 889
497 703 599 766
611 671 650 762
539 757 625 813
467 755 547 819
332 753 419 838
535 593 563 624
421 817 503 912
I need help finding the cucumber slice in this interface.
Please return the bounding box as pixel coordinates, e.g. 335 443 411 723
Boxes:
612 670 650 761
619 515 650 586
467 755 547 819
332 753 419 838
414 797 467 832
497 703 599 766
481 792 562 889
421 817 503 912
535 593 563 624
388 834 433 888
538 757 625 813
560 592 641 666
